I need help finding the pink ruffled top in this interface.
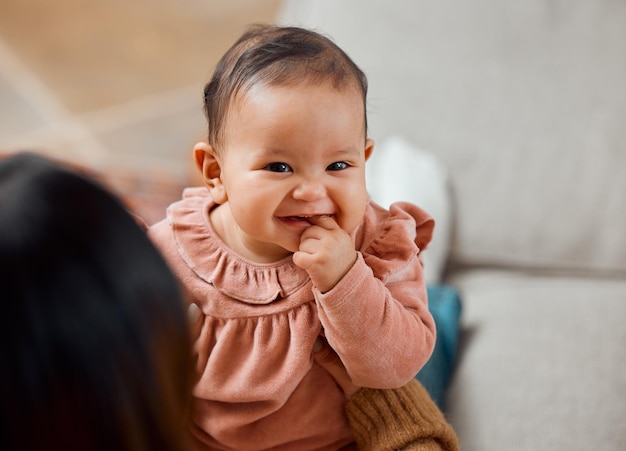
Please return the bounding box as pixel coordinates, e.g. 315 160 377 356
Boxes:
148 187 436 450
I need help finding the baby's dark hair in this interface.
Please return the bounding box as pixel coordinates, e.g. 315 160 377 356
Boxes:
203 24 368 150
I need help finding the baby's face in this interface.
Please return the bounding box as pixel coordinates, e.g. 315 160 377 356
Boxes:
216 81 373 262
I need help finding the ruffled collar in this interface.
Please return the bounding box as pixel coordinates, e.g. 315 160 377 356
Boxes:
167 187 310 305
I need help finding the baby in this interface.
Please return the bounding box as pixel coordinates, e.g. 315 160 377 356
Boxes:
149 25 437 450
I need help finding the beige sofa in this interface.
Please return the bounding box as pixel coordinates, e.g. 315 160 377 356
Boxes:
278 1 626 450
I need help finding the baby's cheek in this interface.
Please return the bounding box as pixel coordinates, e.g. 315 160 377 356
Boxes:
341 199 369 235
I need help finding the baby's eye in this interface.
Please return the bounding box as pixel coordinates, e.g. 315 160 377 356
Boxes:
264 162 292 173
326 161 350 171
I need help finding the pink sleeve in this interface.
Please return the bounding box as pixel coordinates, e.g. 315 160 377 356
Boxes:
313 202 436 389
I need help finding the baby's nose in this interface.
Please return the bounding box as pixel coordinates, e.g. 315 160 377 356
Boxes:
292 179 326 201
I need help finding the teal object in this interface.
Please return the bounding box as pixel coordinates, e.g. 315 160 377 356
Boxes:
416 284 462 409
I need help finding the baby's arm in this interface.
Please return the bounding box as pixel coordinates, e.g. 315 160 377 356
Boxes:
293 214 435 389
315 254 435 389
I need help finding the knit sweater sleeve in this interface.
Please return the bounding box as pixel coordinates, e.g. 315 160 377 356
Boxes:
346 379 460 451
314 201 436 389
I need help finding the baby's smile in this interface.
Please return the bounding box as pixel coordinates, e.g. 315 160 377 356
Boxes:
279 214 334 225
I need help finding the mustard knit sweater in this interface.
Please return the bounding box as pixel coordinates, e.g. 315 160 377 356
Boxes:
346 379 460 451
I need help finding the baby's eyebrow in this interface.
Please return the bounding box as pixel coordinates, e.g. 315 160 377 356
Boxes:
254 146 361 159
332 147 360 159
254 147 291 159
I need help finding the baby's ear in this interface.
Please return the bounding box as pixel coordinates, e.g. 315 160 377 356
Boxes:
193 142 227 204
364 138 375 162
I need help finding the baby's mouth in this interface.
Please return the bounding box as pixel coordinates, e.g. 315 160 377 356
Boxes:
281 214 333 225
286 215 312 224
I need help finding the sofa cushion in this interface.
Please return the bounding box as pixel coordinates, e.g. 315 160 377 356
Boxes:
445 269 626 451
278 0 626 275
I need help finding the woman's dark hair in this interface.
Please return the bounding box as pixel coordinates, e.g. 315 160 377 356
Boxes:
0 152 192 451
203 24 369 151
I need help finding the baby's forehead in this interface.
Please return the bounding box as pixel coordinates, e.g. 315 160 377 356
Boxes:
235 77 364 106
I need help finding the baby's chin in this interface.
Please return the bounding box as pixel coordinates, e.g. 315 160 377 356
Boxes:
260 238 298 258
278 234 312 257
282 241 301 255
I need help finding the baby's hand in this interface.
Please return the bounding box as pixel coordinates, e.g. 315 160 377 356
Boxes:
292 216 357 293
